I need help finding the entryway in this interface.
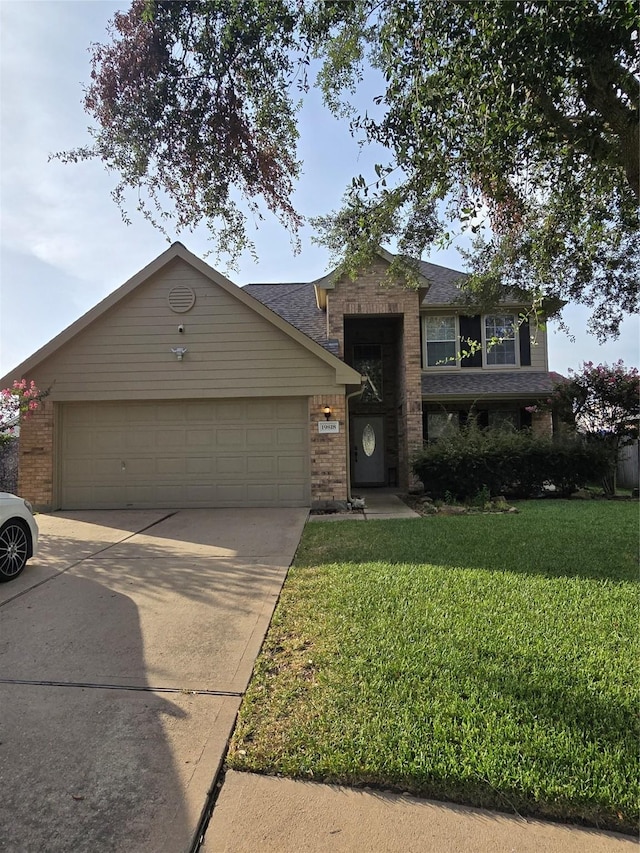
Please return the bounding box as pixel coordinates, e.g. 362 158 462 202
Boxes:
352 416 385 485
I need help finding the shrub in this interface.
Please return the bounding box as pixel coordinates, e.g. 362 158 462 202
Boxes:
545 361 639 495
412 427 611 501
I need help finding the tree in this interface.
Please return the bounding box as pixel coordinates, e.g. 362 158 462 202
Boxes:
57 0 639 332
549 360 639 493
55 0 305 263
0 380 48 444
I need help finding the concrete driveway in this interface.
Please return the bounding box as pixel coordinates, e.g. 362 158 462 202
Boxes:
0 507 307 853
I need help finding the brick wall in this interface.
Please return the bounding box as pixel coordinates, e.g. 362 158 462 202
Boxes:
327 258 423 489
398 316 424 491
18 400 54 510
309 394 349 503
532 409 553 438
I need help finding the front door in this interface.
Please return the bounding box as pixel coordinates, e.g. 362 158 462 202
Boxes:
352 416 385 485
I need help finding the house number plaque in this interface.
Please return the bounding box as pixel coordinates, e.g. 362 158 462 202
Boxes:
318 421 340 434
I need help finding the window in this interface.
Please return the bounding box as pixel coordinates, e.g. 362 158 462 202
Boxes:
488 409 518 430
425 316 457 367
353 344 383 403
484 315 517 365
422 313 524 369
427 411 459 440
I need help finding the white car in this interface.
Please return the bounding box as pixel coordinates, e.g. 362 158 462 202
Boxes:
0 493 39 582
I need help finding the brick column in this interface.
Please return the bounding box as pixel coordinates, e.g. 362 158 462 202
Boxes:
532 410 553 438
398 313 424 490
309 395 348 503
18 400 55 510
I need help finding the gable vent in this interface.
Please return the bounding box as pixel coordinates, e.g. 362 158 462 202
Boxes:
168 285 196 313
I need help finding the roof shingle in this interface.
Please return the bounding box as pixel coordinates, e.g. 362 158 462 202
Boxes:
422 371 556 398
417 260 468 305
243 282 339 355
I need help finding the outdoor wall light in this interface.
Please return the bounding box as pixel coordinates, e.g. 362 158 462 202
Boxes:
323 405 332 420
171 347 188 361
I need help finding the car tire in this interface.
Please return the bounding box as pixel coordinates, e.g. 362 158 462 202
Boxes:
0 519 31 582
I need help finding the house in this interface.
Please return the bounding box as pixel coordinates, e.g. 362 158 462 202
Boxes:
1 243 556 511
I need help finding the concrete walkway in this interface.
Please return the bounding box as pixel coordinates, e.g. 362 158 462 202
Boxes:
309 489 420 522
202 771 636 853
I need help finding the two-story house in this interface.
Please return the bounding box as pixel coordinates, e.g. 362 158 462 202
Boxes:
1 243 557 510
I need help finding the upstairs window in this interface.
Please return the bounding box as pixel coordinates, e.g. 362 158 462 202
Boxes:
422 313 529 369
353 344 383 402
484 315 516 365
425 316 457 367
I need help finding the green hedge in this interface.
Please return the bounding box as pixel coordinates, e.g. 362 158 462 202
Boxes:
412 428 611 501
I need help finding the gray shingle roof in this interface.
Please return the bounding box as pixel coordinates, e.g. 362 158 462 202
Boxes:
243 282 339 355
418 260 469 305
422 371 556 398
244 255 545 372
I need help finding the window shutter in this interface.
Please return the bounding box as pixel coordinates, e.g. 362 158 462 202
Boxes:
519 319 531 366
459 316 482 367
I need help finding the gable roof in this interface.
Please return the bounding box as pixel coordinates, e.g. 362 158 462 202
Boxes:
246 249 471 347
0 243 360 388
247 250 481 327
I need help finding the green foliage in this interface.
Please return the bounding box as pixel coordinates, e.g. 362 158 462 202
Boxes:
229 504 639 832
550 360 639 441
54 0 304 264
312 0 638 338
470 484 491 508
60 0 638 330
546 360 639 494
412 426 611 500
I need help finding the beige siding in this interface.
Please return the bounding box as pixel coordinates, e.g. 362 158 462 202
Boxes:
529 324 548 370
30 258 340 400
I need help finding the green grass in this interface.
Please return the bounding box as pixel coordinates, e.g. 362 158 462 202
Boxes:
228 501 639 833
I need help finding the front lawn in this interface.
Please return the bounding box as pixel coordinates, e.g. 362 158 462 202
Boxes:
227 501 639 834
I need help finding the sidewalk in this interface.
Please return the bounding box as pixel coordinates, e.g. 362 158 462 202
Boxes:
201 771 636 852
309 489 420 522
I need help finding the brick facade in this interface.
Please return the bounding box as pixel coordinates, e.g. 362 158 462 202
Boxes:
309 394 349 503
18 400 55 510
532 410 553 437
327 259 424 490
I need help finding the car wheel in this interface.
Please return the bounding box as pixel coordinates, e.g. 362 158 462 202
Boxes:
0 520 30 582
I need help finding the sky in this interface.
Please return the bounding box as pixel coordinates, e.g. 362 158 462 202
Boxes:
1 1 638 379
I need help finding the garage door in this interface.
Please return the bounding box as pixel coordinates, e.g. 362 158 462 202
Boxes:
59 398 310 508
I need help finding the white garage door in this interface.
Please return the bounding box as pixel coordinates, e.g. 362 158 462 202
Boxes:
59 398 310 508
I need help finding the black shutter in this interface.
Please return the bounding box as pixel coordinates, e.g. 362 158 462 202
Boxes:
460 315 482 368
519 319 531 366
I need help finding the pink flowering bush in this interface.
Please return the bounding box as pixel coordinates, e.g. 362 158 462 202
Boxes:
0 379 48 443
549 361 639 493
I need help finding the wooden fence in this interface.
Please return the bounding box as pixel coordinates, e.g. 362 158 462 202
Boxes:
617 441 639 490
